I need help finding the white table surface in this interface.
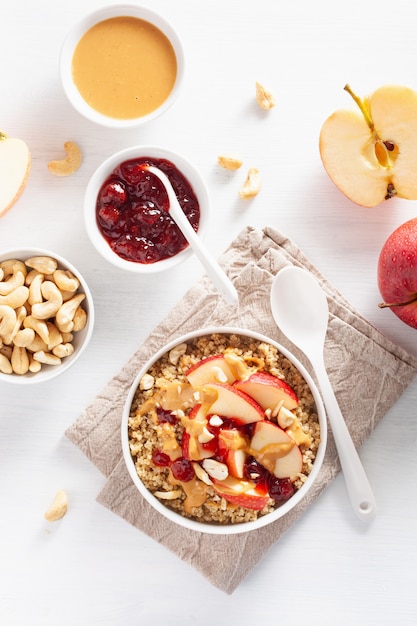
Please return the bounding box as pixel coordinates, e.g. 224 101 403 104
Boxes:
1 1 417 624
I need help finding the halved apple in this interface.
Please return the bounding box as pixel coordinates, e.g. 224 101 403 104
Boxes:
250 420 302 481
319 84 417 208
185 355 236 388
202 383 265 424
0 131 31 217
234 371 298 411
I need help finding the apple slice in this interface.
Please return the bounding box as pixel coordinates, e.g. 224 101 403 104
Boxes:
185 354 236 388
250 420 302 481
0 132 31 217
234 371 298 411
225 448 247 479
181 431 215 462
202 382 265 424
319 84 417 208
211 475 269 511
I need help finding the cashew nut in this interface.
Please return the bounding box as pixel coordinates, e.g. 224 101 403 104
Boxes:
255 81 276 110
23 315 50 345
46 321 62 350
217 154 243 171
11 345 29 375
0 353 12 374
0 259 27 279
13 327 35 348
28 272 44 306
25 256 58 275
48 141 82 177
0 285 29 308
44 489 68 521
53 269 79 293
26 333 48 353
33 350 61 366
239 167 261 199
0 266 25 296
55 293 85 332
29 355 42 373
0 305 17 344
52 342 74 358
72 306 87 332
31 281 63 320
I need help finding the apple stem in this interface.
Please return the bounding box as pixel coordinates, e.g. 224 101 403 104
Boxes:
378 294 417 309
344 84 374 131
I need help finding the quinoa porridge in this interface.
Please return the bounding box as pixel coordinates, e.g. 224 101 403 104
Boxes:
127 332 321 526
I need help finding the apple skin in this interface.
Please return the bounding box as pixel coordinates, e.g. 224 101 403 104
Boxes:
377 217 417 329
185 354 236 387
233 371 298 411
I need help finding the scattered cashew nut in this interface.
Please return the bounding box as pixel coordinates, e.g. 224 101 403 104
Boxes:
44 490 68 522
48 141 82 177
255 81 276 110
239 167 261 199
217 154 243 171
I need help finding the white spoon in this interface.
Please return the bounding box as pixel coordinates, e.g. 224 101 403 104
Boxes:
270 265 376 522
145 165 239 306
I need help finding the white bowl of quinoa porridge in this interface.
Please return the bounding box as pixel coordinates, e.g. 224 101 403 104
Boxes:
121 327 327 534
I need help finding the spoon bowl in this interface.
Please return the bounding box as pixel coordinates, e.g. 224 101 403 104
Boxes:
270 265 376 522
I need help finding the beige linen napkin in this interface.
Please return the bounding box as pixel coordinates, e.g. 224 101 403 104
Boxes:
66 225 417 594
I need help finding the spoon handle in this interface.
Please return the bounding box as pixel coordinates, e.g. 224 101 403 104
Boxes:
146 166 238 306
314 358 377 522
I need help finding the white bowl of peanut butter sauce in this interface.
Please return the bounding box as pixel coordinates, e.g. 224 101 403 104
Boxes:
59 5 185 128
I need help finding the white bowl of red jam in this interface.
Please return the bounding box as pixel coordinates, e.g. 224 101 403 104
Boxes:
60 5 184 128
121 327 327 534
84 146 210 273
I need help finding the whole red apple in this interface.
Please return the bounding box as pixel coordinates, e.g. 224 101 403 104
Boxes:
377 217 417 328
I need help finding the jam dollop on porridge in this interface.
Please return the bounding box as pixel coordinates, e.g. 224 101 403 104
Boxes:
127 333 321 525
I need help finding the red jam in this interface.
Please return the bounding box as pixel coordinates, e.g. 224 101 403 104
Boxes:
96 157 201 264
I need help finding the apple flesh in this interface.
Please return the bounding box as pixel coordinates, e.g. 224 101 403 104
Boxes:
0 132 31 216
250 420 302 481
202 382 265 424
377 217 417 328
211 475 270 511
234 371 298 411
185 354 236 388
319 84 417 208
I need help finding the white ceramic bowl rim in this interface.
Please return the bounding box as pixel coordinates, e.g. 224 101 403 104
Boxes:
121 326 327 535
60 4 185 128
0 247 94 385
84 144 210 274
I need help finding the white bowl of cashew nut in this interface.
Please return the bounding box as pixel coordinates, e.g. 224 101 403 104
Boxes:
0 248 94 384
